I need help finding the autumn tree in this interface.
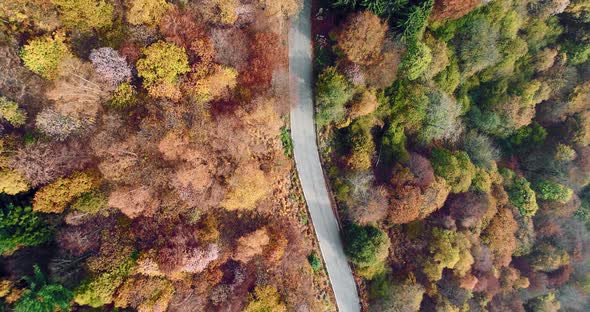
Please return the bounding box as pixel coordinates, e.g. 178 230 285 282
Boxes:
0 97 26 127
35 109 88 141
422 228 473 282
431 0 480 20
20 34 70 79
33 171 98 213
336 11 387 65
51 0 114 31
114 276 174 312
89 47 132 87
243 285 287 312
242 32 286 88
0 170 29 195
257 0 301 17
108 186 160 218
46 57 113 119
198 0 239 25
136 41 190 99
349 89 379 119
482 208 518 267
234 227 270 263
221 162 268 210
127 0 172 27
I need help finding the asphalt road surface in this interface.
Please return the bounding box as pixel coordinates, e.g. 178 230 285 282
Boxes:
288 1 361 311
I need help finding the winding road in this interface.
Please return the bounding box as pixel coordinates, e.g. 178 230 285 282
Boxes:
288 1 361 311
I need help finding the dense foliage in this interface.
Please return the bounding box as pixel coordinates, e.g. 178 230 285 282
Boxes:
316 0 590 310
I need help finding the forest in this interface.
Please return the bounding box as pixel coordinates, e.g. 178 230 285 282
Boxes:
0 1 346 311
314 0 590 311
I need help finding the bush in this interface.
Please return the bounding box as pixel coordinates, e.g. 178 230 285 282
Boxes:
431 148 475 193
307 252 321 272
315 67 353 127
533 180 573 203
0 201 52 255
20 35 70 79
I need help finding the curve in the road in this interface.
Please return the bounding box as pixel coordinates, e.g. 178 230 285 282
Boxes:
288 1 361 312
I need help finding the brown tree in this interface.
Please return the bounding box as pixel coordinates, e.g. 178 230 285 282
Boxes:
431 0 481 20
108 186 160 218
234 227 270 263
482 208 518 267
335 11 387 65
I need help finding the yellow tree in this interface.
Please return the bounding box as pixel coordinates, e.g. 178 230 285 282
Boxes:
127 0 172 27
221 162 268 210
33 171 98 213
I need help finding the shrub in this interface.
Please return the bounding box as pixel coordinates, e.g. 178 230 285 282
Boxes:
0 97 27 127
0 202 52 255
431 148 475 193
315 67 353 127
533 180 574 203
308 252 321 272
33 171 98 213
20 35 70 79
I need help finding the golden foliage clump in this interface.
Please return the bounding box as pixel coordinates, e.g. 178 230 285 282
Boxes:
127 0 172 27
221 162 269 210
234 227 270 263
243 285 287 312
198 0 239 25
336 11 387 65
33 171 98 213
114 276 174 312
0 169 30 195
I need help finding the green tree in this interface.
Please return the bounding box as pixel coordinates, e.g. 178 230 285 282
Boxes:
0 201 52 255
533 179 573 203
422 227 472 282
0 97 27 127
136 41 190 99
500 168 538 216
51 0 114 31
20 34 70 80
74 257 136 307
315 67 354 127
400 41 432 80
463 131 499 170
431 148 475 193
343 223 390 271
14 265 72 312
